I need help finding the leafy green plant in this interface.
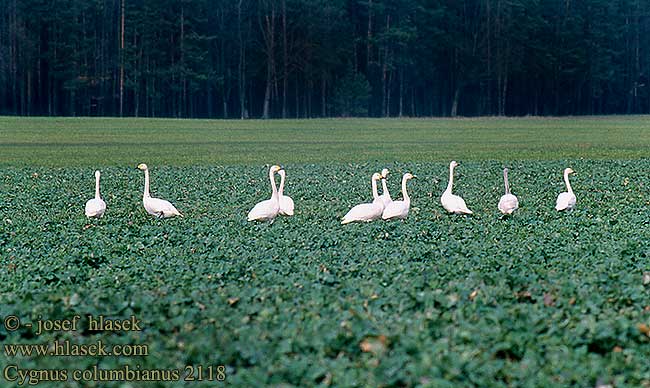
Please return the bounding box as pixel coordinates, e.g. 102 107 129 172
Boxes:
2 159 650 386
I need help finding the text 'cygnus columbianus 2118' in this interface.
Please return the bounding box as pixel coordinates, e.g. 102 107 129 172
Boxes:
248 165 283 222
137 163 183 218
441 161 473 214
382 173 415 220
278 169 294 216
555 168 576 211
85 170 106 218
341 173 384 224
498 168 519 215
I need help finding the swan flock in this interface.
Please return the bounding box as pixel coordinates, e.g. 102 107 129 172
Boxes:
84 162 576 220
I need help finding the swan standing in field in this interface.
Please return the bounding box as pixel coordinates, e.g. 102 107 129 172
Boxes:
498 168 519 215
248 165 283 222
378 168 393 207
137 163 183 218
84 170 106 218
278 169 294 216
555 167 576 211
341 173 385 224
441 161 473 214
382 173 415 220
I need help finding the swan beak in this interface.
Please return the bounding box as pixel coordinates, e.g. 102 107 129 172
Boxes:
412 175 417 179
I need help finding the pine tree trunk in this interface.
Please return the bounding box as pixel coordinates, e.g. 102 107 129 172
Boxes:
238 0 246 119
180 4 185 118
367 0 372 68
451 87 460 117
261 4 276 119
119 0 125 117
282 0 288 118
398 66 403 117
321 73 326 117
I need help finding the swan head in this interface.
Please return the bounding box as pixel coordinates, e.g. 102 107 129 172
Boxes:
503 167 509 173
404 173 415 180
372 173 382 181
564 167 574 175
278 169 286 178
270 165 282 173
137 163 148 171
450 161 459 168
95 170 101 178
381 168 389 178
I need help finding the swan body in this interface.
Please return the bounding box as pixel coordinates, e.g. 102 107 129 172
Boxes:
378 168 393 207
382 173 415 220
248 165 283 221
278 169 294 216
555 168 576 211
341 173 384 224
84 170 106 218
137 163 183 218
498 168 519 215
441 161 473 214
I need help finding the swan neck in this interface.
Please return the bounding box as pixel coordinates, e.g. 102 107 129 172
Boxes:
95 174 101 199
278 173 285 196
402 176 410 203
270 168 278 199
564 170 573 194
143 169 150 198
504 169 510 194
371 177 379 200
445 164 455 193
381 178 389 197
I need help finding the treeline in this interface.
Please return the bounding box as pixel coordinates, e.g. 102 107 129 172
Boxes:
0 0 649 118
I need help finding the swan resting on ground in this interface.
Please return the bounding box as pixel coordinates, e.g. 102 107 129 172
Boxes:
555 167 576 211
382 173 415 220
378 168 393 207
248 165 283 222
341 173 384 224
441 161 473 214
137 163 183 218
278 169 294 216
498 168 519 215
85 170 106 218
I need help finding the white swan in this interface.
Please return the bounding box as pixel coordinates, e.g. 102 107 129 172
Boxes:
382 173 415 220
341 173 384 224
555 167 576 211
137 163 183 218
441 161 473 214
84 170 106 218
248 165 282 221
498 168 519 215
278 169 294 216
378 168 393 207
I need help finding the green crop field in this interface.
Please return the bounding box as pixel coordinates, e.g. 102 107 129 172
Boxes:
2 116 650 387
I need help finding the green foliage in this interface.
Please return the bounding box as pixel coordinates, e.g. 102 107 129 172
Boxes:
331 69 371 117
2 159 650 386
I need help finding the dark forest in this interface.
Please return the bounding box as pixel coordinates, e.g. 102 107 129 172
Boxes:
1 0 649 118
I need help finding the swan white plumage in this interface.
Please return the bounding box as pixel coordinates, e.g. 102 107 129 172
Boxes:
137 163 183 218
341 173 384 224
378 168 393 207
248 165 283 221
555 167 576 211
278 169 294 216
441 161 473 214
84 170 106 218
498 168 519 215
382 173 415 220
